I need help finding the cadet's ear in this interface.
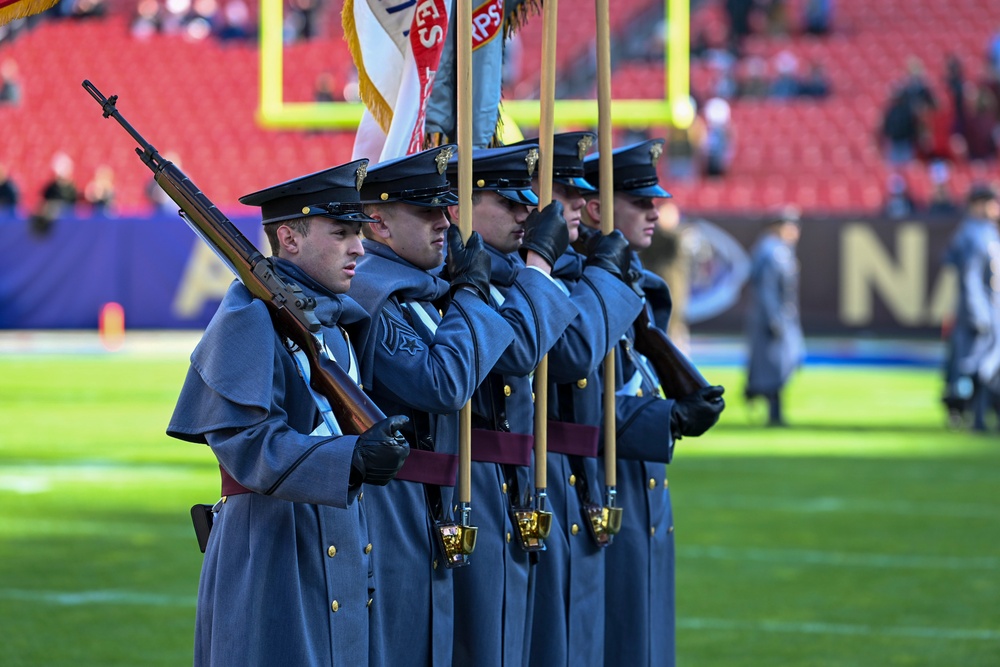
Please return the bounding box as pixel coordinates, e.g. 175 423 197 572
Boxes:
275 224 300 256
584 197 601 226
446 204 461 222
366 210 392 240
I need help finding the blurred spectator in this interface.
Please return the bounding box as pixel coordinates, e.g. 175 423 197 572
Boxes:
946 54 966 138
286 0 321 41
161 0 191 35
0 58 22 105
962 84 998 163
665 97 706 182
770 50 800 98
30 152 78 236
130 0 163 38
927 162 960 216
902 58 937 110
68 0 108 20
314 71 338 102
0 162 19 216
880 86 919 165
725 0 754 55
882 172 918 219
702 97 734 177
803 0 833 35
216 0 252 41
708 48 738 99
84 165 116 216
798 62 831 98
987 27 1000 75
182 0 218 41
764 0 790 37
739 55 770 98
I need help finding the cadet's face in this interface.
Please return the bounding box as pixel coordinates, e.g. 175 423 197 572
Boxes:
382 203 451 270
471 191 532 254
614 193 659 249
551 182 587 243
289 218 364 294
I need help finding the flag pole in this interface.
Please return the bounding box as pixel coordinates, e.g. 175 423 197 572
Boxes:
595 0 621 536
456 0 475 531
532 0 558 528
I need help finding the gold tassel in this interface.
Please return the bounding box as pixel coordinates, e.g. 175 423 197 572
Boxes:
0 0 60 27
341 0 394 135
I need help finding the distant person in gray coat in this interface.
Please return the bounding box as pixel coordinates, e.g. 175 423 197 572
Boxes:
942 183 1000 430
745 208 804 426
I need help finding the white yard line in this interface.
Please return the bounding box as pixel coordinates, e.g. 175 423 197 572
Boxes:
679 617 1000 641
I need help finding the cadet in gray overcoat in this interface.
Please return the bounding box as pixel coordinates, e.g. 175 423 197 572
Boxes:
582 140 725 667
744 209 804 426
167 162 411 667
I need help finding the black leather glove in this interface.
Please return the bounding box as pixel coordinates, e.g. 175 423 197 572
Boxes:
669 385 726 438
350 415 411 487
571 223 602 256
520 200 569 267
444 225 491 302
584 229 631 280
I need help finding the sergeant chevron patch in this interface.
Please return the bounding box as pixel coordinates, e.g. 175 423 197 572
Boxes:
380 310 425 355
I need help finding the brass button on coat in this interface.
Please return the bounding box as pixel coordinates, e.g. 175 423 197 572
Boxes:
506 532 512 543
331 600 340 612
648 478 657 489
576 378 587 389
502 483 508 494
367 598 373 608
663 478 668 488
327 545 337 558
503 385 512 397
650 526 657 536
364 543 373 555
571 523 580 535
636 388 644 397
568 474 576 486
433 559 439 570
668 525 674 534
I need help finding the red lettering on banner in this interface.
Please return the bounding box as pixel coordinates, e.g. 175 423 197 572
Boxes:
408 0 449 153
471 0 503 50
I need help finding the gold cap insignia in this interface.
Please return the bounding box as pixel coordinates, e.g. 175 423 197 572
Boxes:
477 179 486 187
649 142 664 166
577 135 594 161
436 146 454 175
525 148 539 176
356 163 368 191
380 192 389 201
302 206 311 215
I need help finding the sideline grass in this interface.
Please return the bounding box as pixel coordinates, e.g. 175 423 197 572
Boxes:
1 355 998 665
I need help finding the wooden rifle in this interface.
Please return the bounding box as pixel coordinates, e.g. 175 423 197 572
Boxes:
83 80 384 435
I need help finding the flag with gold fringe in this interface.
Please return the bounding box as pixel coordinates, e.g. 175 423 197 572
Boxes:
343 0 452 162
0 0 59 27
424 0 540 149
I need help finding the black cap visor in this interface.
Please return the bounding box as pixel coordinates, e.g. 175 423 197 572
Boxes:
496 187 539 205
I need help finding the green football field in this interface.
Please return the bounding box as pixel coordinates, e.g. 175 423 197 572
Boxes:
1 349 998 666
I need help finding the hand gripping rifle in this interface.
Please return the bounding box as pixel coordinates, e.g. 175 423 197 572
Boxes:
82 80 385 436
631 306 710 399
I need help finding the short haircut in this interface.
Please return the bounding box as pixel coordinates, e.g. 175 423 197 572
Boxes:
263 217 311 255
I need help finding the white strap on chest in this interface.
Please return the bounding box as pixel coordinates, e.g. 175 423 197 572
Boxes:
489 284 506 307
403 300 440 336
287 330 360 437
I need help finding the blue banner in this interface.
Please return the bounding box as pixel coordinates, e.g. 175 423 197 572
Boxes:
0 213 264 329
